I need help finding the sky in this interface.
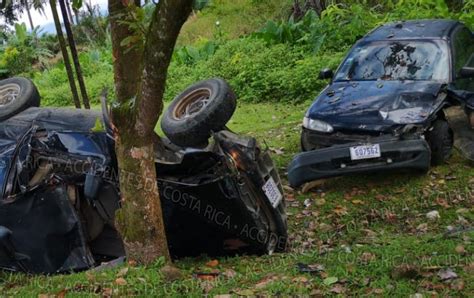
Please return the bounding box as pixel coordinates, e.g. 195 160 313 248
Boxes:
17 0 108 33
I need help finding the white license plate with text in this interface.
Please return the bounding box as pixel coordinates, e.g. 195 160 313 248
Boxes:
262 177 283 208
349 144 381 160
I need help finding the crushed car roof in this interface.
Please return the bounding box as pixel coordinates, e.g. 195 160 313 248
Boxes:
363 19 461 41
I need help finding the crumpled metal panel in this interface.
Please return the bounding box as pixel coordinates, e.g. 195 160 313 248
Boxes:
307 81 444 132
0 185 95 273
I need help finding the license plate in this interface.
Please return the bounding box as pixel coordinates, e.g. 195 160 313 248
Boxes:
350 144 381 160
262 177 283 208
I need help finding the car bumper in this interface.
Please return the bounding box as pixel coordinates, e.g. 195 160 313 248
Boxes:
288 137 431 188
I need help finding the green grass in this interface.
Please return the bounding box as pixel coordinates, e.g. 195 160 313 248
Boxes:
1 101 473 296
178 0 292 45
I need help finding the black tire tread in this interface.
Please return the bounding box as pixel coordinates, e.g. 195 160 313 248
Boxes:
161 79 236 147
426 119 453 166
0 77 40 120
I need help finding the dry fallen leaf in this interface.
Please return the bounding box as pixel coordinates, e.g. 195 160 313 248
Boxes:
206 260 219 267
436 198 450 208
315 198 326 206
359 252 376 264
416 223 428 233
56 289 67 298
194 271 220 281
115 277 127 286
333 205 348 216
222 269 237 278
330 284 346 294
426 210 440 221
102 287 113 297
455 245 466 255
438 268 458 281
116 267 129 277
255 273 285 290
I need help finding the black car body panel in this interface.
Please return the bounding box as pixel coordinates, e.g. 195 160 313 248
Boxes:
288 20 473 187
306 81 446 132
0 108 287 273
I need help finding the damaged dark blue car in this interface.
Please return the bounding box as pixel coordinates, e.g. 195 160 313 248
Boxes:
0 78 287 274
289 20 474 188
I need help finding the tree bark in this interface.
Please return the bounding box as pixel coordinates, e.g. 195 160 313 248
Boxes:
59 0 90 109
65 0 75 25
50 0 81 108
24 0 34 30
136 0 194 135
108 0 193 264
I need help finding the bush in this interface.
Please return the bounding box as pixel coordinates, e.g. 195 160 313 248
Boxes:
166 38 344 103
253 0 474 52
0 46 30 76
33 48 114 106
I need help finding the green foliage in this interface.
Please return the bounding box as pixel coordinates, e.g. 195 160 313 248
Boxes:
173 40 218 65
0 23 54 77
33 49 113 106
253 11 328 52
166 38 344 104
73 4 110 48
0 46 29 76
24 0 474 107
254 0 474 52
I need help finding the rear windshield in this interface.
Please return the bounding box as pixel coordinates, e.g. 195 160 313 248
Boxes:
334 40 449 82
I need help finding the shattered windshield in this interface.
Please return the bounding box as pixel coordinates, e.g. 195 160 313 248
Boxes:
334 40 449 82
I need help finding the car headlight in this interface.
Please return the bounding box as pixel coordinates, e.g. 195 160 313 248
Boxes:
303 117 334 133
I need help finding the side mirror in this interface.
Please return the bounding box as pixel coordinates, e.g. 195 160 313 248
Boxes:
318 68 334 80
459 66 474 79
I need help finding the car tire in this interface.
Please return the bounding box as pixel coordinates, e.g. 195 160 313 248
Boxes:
0 77 40 120
161 78 236 147
426 119 453 166
468 108 474 129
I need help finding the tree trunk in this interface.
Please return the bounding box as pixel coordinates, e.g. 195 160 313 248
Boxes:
73 8 80 24
65 0 75 25
24 0 34 30
136 0 194 134
50 0 81 108
109 0 192 264
59 0 90 109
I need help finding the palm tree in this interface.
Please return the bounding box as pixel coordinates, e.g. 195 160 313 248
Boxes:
49 0 81 108
22 0 34 30
58 0 89 108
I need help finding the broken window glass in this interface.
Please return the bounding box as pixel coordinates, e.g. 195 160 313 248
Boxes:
335 41 449 82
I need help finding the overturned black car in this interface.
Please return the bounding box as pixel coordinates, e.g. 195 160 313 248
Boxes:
0 78 287 274
289 20 474 188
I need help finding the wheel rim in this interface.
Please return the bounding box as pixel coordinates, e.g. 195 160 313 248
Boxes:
172 88 211 120
0 83 20 106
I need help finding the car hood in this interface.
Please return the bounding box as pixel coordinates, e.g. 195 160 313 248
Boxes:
307 80 446 132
